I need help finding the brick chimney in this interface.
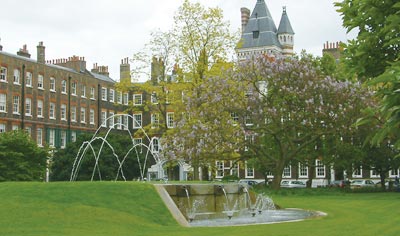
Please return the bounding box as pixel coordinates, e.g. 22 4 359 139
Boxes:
37 41 45 63
241 7 250 33
17 44 31 58
91 63 109 76
120 57 130 81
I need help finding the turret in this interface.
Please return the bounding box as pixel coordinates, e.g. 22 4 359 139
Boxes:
277 7 294 56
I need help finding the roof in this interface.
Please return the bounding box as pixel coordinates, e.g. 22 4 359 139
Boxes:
0 50 77 74
277 7 294 35
89 71 116 83
239 0 281 49
1 50 116 84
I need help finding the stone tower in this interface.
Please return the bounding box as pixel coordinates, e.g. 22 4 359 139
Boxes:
236 0 294 60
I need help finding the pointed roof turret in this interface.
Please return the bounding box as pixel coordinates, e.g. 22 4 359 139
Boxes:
277 7 294 35
239 0 281 49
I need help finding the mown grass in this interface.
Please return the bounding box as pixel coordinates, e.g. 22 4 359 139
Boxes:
0 182 399 236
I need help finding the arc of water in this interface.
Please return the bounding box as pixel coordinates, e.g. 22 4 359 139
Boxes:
70 114 165 181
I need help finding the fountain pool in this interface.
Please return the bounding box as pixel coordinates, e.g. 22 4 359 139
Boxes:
158 183 325 227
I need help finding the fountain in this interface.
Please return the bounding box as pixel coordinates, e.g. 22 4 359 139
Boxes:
69 114 326 227
160 183 324 227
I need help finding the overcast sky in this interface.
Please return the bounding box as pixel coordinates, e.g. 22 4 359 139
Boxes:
1 0 355 81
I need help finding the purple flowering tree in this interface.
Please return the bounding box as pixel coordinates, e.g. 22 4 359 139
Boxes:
234 54 371 189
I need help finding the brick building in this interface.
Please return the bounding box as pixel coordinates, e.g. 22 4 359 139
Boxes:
0 41 130 149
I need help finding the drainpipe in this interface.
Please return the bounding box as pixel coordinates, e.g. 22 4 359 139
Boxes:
21 64 25 130
97 84 101 129
67 76 71 142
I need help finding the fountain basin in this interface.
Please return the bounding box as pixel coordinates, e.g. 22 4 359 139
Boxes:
156 183 325 227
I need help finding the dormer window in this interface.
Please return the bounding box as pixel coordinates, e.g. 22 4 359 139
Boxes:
253 31 259 39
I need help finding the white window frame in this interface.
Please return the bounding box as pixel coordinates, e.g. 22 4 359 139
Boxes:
37 100 43 118
13 69 20 85
389 169 399 178
101 111 107 127
71 82 77 96
133 94 142 105
60 131 67 149
108 111 114 128
133 113 142 129
49 102 55 119
122 115 129 130
71 131 77 142
26 72 32 87
81 84 86 98
109 89 115 103
80 107 86 124
245 161 255 178
117 91 122 104
37 75 44 89
71 106 76 122
116 115 122 129
25 98 32 116
353 165 362 178
299 163 309 178
90 87 95 100
151 113 159 129
216 161 224 178
0 94 6 112
0 67 7 82
48 129 55 147
101 87 107 101
0 124 6 133
90 109 95 125
61 80 67 93
49 77 55 91
133 138 142 153
61 104 67 121
282 165 291 178
36 128 43 147
230 161 239 177
123 93 129 105
151 137 160 153
151 92 158 104
13 96 20 114
316 160 326 178
166 112 174 128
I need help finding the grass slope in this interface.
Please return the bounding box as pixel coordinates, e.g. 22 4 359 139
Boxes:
0 182 399 236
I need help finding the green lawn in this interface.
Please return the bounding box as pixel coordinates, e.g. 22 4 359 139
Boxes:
0 182 399 236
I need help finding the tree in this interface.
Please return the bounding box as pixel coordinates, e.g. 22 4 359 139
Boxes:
162 65 245 180
335 0 400 80
0 131 48 181
337 0 400 150
234 54 371 189
118 1 239 180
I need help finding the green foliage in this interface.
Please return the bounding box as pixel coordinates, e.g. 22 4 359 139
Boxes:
336 0 400 80
51 133 144 181
0 131 47 181
0 182 399 236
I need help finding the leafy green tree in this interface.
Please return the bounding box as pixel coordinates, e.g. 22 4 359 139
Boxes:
235 54 371 189
51 133 144 181
0 131 48 181
336 0 400 80
337 0 400 150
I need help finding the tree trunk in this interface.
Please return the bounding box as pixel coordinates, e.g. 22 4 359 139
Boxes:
271 160 285 190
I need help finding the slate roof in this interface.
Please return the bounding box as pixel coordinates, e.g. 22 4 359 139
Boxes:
240 0 281 49
277 7 295 35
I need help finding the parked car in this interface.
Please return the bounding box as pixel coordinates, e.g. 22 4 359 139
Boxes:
280 180 306 188
350 179 375 189
239 179 265 187
329 180 350 188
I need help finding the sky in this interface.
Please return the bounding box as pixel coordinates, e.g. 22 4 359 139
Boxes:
0 0 356 81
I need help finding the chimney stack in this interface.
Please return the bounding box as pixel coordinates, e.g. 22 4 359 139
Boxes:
0 38 2 51
241 7 250 34
120 57 131 81
37 41 45 63
17 44 31 58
